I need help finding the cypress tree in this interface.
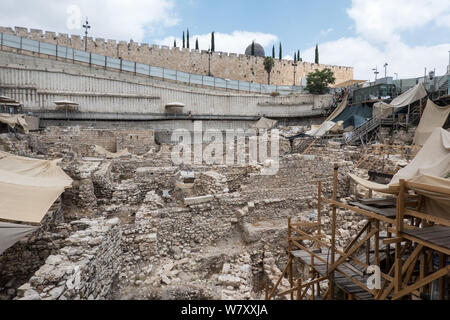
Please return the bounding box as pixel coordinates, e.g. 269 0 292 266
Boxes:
272 45 275 58
195 38 199 50
298 50 301 62
187 29 190 49
294 52 297 63
251 41 255 56
174 39 177 48
279 43 282 60
182 31 185 48
211 32 215 52
315 44 319 64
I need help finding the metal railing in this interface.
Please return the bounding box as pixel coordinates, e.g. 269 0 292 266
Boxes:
0 32 305 96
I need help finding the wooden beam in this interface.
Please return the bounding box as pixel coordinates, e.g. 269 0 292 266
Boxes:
392 266 450 300
405 181 450 197
383 237 404 245
317 181 322 235
268 257 292 300
288 218 294 300
375 220 380 267
328 229 378 275
404 209 450 228
344 221 371 253
330 164 338 300
323 198 397 225
401 233 450 256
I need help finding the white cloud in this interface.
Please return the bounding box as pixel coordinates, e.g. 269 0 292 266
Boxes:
320 28 333 37
303 37 450 80
347 0 450 43
301 0 450 80
0 0 178 42
156 31 278 54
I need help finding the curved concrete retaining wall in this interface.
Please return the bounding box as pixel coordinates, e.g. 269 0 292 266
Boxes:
0 51 332 123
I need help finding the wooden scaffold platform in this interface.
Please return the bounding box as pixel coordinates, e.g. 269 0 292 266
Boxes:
266 165 450 300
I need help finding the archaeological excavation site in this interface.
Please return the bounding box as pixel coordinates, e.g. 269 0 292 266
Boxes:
0 25 449 302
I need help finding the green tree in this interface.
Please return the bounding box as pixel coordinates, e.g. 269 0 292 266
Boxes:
294 52 297 63
187 29 190 49
211 32 215 52
305 68 336 94
174 39 177 48
264 57 275 85
182 31 185 48
195 38 199 50
272 45 275 58
315 44 319 64
298 50 302 62
279 43 282 60
251 41 255 56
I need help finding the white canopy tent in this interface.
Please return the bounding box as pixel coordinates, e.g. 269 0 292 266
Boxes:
0 152 72 254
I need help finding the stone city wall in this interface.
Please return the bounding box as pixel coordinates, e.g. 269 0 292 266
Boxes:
1 26 354 86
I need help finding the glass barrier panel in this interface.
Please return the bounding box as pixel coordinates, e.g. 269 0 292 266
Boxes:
40 42 56 56
2 34 20 48
106 57 121 69
21 38 39 52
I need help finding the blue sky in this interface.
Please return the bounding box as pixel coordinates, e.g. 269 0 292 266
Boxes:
0 0 449 80
149 0 356 53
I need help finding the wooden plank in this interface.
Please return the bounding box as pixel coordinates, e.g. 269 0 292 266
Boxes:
349 202 397 218
402 232 450 254
325 198 397 225
392 266 450 300
404 209 450 228
405 181 450 197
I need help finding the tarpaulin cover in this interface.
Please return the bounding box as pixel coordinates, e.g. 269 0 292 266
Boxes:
250 117 278 130
0 113 29 133
94 145 130 158
373 83 427 119
332 103 373 129
0 222 38 254
349 128 450 219
413 99 450 146
306 95 348 137
0 151 73 224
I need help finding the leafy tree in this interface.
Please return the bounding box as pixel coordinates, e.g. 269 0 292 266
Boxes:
211 32 215 52
195 38 199 50
182 31 185 48
264 57 275 85
315 44 319 64
279 43 282 60
272 45 275 58
187 29 190 48
305 68 336 94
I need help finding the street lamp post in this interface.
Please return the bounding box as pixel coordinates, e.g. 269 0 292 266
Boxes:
83 17 91 51
394 73 398 80
372 66 379 82
384 63 388 78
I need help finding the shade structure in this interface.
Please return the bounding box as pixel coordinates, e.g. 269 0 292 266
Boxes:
373 83 427 119
0 151 73 224
413 99 450 146
349 128 450 219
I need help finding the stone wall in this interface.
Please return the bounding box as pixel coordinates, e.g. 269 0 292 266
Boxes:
15 218 122 300
0 26 354 86
29 127 155 156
